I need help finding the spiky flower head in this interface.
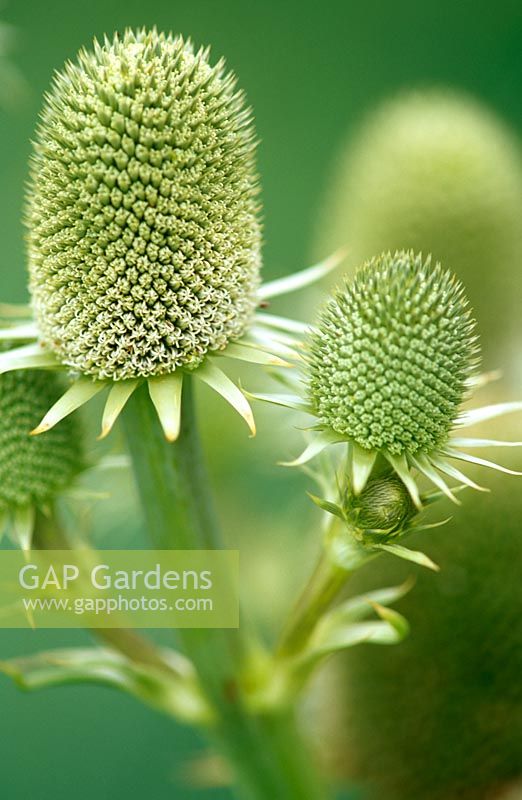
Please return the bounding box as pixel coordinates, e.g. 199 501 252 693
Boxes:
0 369 83 549
264 249 521 514
3 28 332 440
27 28 260 382
308 251 478 457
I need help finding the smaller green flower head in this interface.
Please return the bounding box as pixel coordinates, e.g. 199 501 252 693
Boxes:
0 369 83 549
308 251 478 457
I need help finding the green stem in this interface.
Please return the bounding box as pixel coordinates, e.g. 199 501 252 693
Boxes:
276 516 376 659
277 548 350 658
123 379 330 800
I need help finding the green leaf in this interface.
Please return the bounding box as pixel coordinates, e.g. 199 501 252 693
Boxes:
371 602 410 639
374 542 440 571
324 578 414 626
0 647 212 725
310 619 406 657
306 492 345 520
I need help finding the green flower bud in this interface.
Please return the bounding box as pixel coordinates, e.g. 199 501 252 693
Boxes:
27 28 261 381
0 370 83 511
348 474 416 535
314 90 522 359
308 251 478 457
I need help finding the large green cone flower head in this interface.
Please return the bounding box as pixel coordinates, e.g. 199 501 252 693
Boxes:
0 369 83 551
268 251 521 510
2 28 331 440
28 28 261 381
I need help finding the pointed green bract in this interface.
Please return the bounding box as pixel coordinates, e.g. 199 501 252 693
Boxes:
0 323 39 340
196 360 255 436
279 430 344 467
411 453 461 505
244 390 311 413
374 542 440 572
148 373 183 442
218 342 290 367
100 379 140 439
444 449 522 476
11 505 35 553
258 250 344 300
430 455 488 492
350 443 377 495
451 437 522 448
384 453 422 509
0 342 60 373
458 402 522 427
32 377 106 435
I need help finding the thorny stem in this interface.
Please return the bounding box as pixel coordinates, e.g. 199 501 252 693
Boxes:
123 379 331 800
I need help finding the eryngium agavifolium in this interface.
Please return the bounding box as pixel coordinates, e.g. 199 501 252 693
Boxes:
308 251 478 456
27 28 261 381
0 369 82 512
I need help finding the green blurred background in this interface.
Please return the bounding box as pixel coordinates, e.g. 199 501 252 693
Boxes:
0 1 521 798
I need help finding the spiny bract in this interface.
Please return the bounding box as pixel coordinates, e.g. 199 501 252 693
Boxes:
0 370 83 510
27 28 261 381
308 251 479 456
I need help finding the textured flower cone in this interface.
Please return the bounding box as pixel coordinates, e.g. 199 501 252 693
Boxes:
27 28 261 382
313 91 522 361
302 249 492 508
335 441 522 800
0 369 83 547
309 250 478 457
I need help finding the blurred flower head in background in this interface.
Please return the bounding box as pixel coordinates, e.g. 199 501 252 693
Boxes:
313 90 522 367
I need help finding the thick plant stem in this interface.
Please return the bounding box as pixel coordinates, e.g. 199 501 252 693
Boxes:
123 379 330 800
